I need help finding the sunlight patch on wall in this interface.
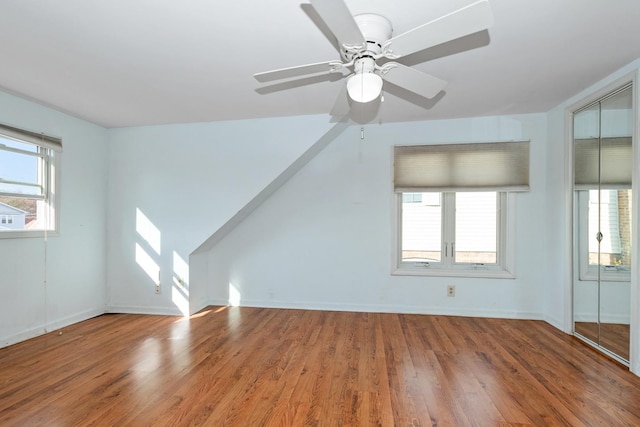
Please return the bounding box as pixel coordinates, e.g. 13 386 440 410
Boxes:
172 251 189 291
135 243 160 285
171 251 190 316
229 283 241 307
136 208 161 255
172 284 189 316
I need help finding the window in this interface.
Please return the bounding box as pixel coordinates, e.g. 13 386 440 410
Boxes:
576 189 631 281
397 191 509 276
0 123 60 236
393 141 529 278
402 193 423 204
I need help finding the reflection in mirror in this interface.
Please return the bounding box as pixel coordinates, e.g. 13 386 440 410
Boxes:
573 84 632 363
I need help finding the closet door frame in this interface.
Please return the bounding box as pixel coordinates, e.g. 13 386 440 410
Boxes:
565 71 639 374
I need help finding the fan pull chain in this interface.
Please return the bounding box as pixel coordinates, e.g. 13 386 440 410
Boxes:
360 127 365 140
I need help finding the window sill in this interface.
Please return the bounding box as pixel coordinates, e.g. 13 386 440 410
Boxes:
0 230 59 239
392 266 515 279
578 274 630 283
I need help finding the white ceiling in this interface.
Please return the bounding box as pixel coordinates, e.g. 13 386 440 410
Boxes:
1 1 639 128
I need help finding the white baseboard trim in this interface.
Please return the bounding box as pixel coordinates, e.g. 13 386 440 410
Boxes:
105 305 184 316
211 298 544 321
189 299 211 316
544 314 569 332
0 306 105 349
574 313 630 324
206 298 230 307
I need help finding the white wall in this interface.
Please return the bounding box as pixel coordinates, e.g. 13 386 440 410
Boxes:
203 114 551 319
105 115 337 315
0 91 108 347
3 56 638 375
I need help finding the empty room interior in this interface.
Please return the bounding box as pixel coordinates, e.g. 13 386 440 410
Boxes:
2 0 640 425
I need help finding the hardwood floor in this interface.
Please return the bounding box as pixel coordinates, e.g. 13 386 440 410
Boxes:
574 321 630 361
1 307 640 426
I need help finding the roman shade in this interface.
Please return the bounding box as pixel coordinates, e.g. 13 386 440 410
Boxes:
0 122 62 152
574 137 631 189
394 140 530 192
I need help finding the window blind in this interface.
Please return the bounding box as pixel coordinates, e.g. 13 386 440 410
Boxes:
394 141 530 192
574 137 631 189
0 122 62 152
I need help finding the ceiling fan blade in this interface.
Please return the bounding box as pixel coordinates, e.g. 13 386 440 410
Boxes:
254 60 342 83
310 0 365 48
384 0 494 58
382 63 447 99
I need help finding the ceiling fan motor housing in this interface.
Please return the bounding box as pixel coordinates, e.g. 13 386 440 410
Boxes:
255 0 493 107
342 13 392 62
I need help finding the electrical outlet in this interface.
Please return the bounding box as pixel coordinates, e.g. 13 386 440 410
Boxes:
155 283 161 294
447 285 455 297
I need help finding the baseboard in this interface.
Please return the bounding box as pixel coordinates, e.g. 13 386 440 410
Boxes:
0 306 105 349
105 305 184 316
189 298 213 316
206 298 230 307
574 313 630 324
544 314 569 333
218 298 544 320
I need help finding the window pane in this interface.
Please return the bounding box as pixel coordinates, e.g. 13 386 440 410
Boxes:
0 136 38 152
455 192 497 264
588 189 632 268
401 192 441 262
0 137 41 196
0 197 39 230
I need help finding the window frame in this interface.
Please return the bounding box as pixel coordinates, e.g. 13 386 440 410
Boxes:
392 191 515 278
0 127 60 239
575 189 631 282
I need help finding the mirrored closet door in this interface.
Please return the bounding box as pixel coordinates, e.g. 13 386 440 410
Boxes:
573 84 633 364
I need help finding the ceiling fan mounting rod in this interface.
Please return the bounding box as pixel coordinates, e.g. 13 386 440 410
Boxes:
341 13 392 63
353 57 376 75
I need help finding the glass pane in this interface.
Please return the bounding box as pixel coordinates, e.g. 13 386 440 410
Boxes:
0 136 38 152
0 196 39 231
588 189 632 269
586 189 600 266
600 86 632 139
574 281 599 344
455 192 497 264
599 86 632 362
0 137 41 196
401 192 441 262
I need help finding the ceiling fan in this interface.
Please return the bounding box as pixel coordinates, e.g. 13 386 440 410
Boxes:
254 0 494 114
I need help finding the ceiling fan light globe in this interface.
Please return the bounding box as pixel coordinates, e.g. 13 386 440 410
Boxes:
347 73 383 103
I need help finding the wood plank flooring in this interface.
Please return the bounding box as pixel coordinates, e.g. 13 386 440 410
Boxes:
574 321 630 361
1 307 640 426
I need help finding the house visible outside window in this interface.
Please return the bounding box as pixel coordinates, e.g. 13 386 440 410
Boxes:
0 123 61 237
402 193 423 204
398 191 507 275
393 141 529 278
576 189 632 281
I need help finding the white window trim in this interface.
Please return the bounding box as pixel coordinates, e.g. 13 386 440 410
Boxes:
391 191 516 279
0 145 60 239
575 190 631 282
